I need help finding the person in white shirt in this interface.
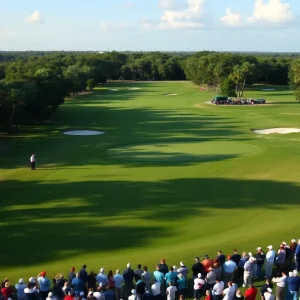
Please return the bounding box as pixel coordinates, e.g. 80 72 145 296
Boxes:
30 153 36 170
151 280 161 298
272 270 287 300
265 245 275 278
194 273 205 300
264 288 275 300
166 282 177 300
212 278 224 300
222 281 235 300
128 289 139 300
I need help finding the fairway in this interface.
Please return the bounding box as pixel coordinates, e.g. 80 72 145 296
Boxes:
1 81 300 281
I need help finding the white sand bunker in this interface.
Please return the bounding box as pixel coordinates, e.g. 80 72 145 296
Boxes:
165 94 178 96
64 130 105 136
109 89 118 91
261 89 275 91
128 87 141 90
253 128 300 135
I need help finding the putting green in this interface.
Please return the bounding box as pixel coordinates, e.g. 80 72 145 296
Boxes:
107 141 261 162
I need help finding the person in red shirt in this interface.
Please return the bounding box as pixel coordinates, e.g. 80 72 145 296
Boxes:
1 282 14 300
202 255 214 274
205 289 212 300
244 284 257 300
64 291 75 300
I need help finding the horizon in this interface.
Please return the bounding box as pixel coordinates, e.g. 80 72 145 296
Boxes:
1 0 300 52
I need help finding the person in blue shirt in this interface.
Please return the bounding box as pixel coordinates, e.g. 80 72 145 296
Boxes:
287 270 300 300
176 274 186 297
153 265 165 295
72 273 85 296
104 286 115 300
165 267 177 286
295 241 300 271
37 272 51 300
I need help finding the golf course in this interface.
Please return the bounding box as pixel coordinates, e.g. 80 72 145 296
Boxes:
1 81 300 281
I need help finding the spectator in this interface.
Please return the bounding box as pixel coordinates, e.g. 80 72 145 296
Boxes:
260 279 273 300
205 267 216 290
264 288 274 300
87 271 96 290
242 257 256 288
72 273 85 296
123 263 135 299
25 283 40 300
134 265 143 282
128 289 138 300
153 265 165 295
265 246 275 278
290 239 297 256
93 286 105 300
62 282 72 296
282 242 291 262
113 270 124 300
223 256 237 286
54 273 67 300
80 265 88 285
1 282 14 300
192 258 204 279
15 278 27 300
136 279 146 298
272 270 287 300
231 250 241 266
205 290 212 300
275 245 286 275
254 247 266 279
178 262 188 278
96 269 108 287
141 266 151 291
193 273 205 300
286 270 300 300
87 291 94 300
295 240 300 271
233 289 244 300
46 292 58 300
158 259 168 275
68 268 76 285
107 270 114 290
176 274 186 296
151 280 161 300
212 278 224 300
238 253 249 280
37 272 51 300
244 284 257 300
217 251 225 266
166 282 177 300
213 262 222 279
104 286 114 300
64 291 75 300
165 267 177 286
222 281 235 300
202 255 214 274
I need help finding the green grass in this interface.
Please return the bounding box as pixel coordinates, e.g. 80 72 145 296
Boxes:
1 81 300 286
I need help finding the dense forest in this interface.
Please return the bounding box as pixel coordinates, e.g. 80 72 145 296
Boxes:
0 51 300 134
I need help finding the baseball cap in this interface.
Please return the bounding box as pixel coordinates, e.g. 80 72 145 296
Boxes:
282 242 287 245
127 263 131 268
29 277 36 283
41 271 46 277
19 278 24 284
256 247 262 250
131 290 136 295
100 268 104 273
195 257 199 261
267 288 272 293
293 270 298 275
180 262 184 266
291 239 296 243
267 245 273 249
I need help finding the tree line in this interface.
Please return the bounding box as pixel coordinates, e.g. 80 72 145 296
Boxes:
0 51 300 134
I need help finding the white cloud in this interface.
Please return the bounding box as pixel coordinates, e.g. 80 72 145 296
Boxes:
221 0 294 28
248 0 294 25
159 0 186 10
221 8 243 27
26 11 43 23
159 0 206 30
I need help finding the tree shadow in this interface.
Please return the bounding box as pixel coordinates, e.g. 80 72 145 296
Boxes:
0 177 299 268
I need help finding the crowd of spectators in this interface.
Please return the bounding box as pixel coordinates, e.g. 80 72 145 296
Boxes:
1 239 300 300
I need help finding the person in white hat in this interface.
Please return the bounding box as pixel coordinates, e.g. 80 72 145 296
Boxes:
15 278 27 300
128 289 138 300
255 247 266 279
265 246 275 278
193 273 205 300
264 287 274 300
96 268 108 287
177 262 188 278
242 257 256 288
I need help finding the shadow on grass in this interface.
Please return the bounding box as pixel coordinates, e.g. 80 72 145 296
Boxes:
0 177 299 268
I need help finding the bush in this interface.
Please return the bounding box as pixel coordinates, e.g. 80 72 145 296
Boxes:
220 78 237 97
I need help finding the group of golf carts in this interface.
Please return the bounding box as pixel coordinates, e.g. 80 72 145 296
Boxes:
211 96 266 105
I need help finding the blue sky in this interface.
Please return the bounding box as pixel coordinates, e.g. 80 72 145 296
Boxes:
0 0 299 52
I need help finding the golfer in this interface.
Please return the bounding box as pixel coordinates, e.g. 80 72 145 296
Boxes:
30 153 36 170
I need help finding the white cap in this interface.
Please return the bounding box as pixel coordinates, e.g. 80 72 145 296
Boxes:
173 266 177 272
19 278 24 284
256 247 262 250
282 242 287 245
293 270 298 275
29 277 36 283
291 239 296 243
127 263 131 268
131 290 136 295
248 252 253 257
198 273 202 278
267 245 273 249
267 288 272 293
100 268 104 273
289 272 293 276
180 262 184 266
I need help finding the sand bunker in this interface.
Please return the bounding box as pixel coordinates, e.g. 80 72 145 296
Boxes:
261 89 275 91
109 89 118 91
253 128 300 135
64 130 105 136
165 94 178 96
128 87 141 90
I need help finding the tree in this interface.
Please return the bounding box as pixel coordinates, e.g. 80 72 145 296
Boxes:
220 78 237 97
86 79 96 90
